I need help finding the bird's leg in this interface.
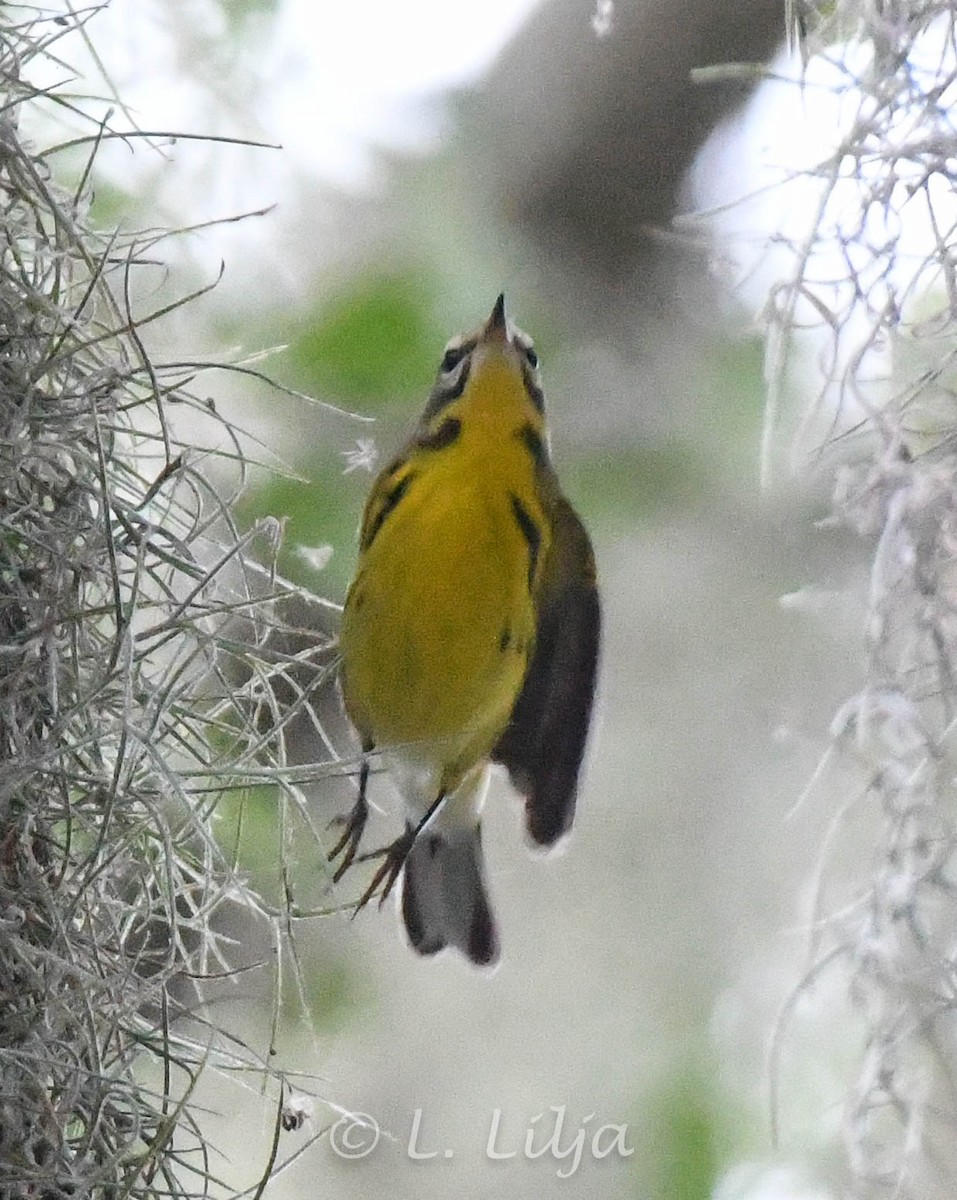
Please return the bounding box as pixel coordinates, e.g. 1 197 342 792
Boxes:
352 789 448 910
327 752 370 882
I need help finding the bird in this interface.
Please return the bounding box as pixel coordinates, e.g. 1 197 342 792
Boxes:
330 294 600 965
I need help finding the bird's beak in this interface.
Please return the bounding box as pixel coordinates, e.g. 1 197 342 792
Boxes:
482 293 509 345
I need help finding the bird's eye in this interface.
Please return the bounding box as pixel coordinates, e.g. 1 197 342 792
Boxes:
524 346 539 368
441 347 466 372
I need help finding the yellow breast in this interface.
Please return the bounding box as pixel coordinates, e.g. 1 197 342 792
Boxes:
340 373 546 790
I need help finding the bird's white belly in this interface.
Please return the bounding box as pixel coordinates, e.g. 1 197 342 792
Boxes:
383 746 491 831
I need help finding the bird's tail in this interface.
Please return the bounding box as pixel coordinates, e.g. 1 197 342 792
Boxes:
400 824 499 966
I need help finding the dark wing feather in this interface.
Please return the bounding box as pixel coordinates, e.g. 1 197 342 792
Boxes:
492 493 600 845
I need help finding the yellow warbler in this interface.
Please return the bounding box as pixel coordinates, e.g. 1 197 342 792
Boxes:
331 295 600 965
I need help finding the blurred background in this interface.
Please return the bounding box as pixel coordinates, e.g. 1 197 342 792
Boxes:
29 1 875 1195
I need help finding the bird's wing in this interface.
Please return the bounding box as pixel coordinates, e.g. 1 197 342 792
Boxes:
492 491 600 845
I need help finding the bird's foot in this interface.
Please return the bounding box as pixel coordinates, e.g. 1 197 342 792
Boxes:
353 825 416 911
326 793 368 883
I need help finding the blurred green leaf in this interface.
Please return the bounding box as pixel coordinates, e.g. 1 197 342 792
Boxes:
243 457 365 592
286 271 446 406
87 177 138 230
645 1067 727 1200
305 958 367 1032
702 334 766 447
215 0 281 28
216 784 285 904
